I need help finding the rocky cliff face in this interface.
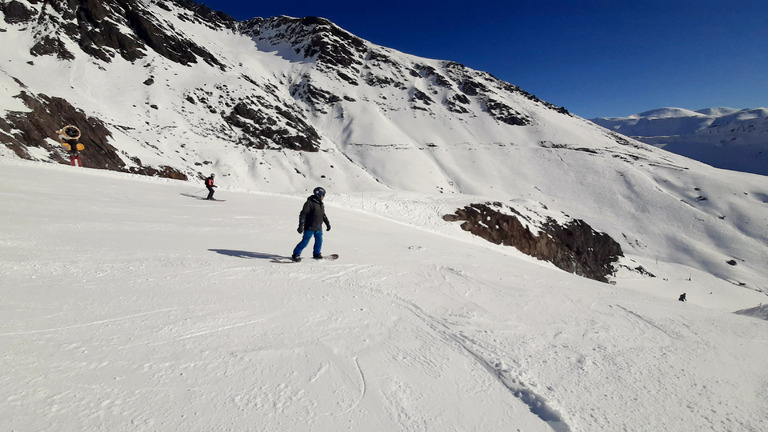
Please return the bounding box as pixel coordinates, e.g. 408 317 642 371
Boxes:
0 86 186 178
444 203 625 283
6 0 230 65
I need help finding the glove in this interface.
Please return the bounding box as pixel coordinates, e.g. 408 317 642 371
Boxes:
297 226 303 234
325 223 331 231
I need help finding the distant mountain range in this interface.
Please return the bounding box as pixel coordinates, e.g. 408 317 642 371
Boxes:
591 108 768 176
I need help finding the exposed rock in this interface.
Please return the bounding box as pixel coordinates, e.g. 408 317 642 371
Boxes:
445 93 471 114
25 0 225 67
444 203 623 282
223 101 322 152
415 64 452 88
30 35 76 60
458 78 487 96
484 99 530 126
290 80 342 113
411 88 434 106
1 0 36 24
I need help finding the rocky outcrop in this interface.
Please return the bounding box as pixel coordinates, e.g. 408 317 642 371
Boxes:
223 100 322 151
1 0 36 24
21 0 225 67
444 203 623 282
0 90 186 179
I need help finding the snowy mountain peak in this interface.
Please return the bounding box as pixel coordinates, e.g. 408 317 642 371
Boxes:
591 107 768 175
695 107 741 116
634 107 707 119
242 15 367 68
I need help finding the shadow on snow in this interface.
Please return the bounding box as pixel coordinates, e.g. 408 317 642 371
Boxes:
209 249 287 260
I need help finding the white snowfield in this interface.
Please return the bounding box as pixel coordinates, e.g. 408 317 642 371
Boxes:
2 160 767 432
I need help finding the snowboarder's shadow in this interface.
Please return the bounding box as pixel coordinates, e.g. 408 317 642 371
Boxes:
209 249 285 260
181 192 206 200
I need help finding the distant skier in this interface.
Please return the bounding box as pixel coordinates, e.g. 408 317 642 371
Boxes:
204 173 217 200
678 293 687 302
291 187 331 261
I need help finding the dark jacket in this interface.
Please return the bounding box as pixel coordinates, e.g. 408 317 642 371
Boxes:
299 196 330 231
205 176 215 187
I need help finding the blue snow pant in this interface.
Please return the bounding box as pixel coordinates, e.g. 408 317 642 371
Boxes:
293 230 323 257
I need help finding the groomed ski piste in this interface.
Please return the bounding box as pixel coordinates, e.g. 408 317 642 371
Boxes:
2 159 767 432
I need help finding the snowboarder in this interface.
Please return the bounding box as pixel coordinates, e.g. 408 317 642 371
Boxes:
678 293 687 302
204 173 217 200
292 187 331 261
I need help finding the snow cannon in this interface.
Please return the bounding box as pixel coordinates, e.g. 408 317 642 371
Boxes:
56 125 84 167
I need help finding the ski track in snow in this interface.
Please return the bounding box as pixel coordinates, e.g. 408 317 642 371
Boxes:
395 297 571 432
614 304 679 339
0 307 194 336
118 318 269 350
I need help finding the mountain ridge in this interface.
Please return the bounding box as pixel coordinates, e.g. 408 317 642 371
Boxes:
591 107 768 175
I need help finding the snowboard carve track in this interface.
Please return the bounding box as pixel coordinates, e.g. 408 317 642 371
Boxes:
0 307 193 336
452 334 572 432
319 357 367 417
615 305 678 339
342 357 367 415
397 299 571 432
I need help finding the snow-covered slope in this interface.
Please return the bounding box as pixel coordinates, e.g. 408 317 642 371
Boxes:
2 159 767 432
592 107 768 175
2 0 768 295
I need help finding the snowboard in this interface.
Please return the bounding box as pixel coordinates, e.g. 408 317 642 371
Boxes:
271 254 338 263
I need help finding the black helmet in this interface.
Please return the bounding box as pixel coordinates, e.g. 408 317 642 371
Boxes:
211 173 215 178
313 187 326 198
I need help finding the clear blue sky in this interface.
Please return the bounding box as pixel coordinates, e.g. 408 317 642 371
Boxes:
202 0 766 119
